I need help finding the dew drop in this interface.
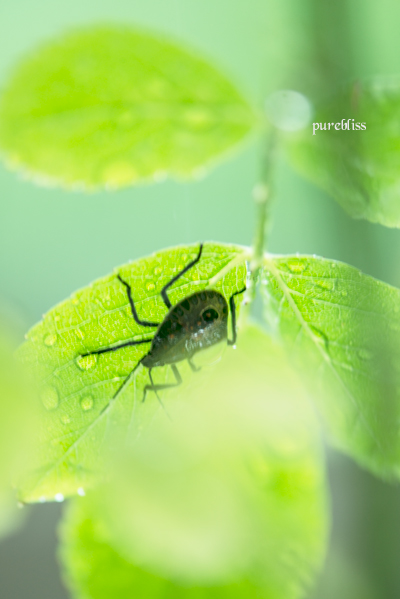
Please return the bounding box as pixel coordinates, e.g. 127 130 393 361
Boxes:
81 396 94 411
76 354 97 371
310 326 329 346
77 487 86 497
287 259 306 274
154 266 163 276
41 386 59 411
54 315 61 322
61 414 71 424
341 290 348 297
146 282 155 291
72 297 80 305
44 333 57 347
191 272 200 281
317 280 335 291
55 493 64 503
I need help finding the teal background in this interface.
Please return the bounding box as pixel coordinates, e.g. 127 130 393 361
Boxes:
1 0 400 598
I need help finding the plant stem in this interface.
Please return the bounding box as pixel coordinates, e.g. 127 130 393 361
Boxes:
248 130 278 301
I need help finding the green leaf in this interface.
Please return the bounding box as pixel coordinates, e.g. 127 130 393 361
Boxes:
287 78 400 227
59 325 328 598
0 26 257 190
17 242 248 503
0 323 34 537
262 254 400 479
59 498 271 599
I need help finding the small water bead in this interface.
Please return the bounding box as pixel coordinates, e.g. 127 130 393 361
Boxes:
54 315 61 322
41 386 59 411
44 333 58 347
71 297 80 305
310 326 329 346
287 259 306 274
55 493 64 503
146 282 155 291
317 280 335 291
76 354 97 371
154 266 163 276
77 487 86 497
61 414 71 425
81 396 94 411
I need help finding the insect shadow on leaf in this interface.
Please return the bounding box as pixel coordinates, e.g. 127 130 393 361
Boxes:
79 244 246 407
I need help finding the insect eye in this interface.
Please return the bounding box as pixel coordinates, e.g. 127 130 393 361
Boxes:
202 308 219 323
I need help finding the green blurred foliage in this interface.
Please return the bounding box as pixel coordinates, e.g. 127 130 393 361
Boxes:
60 325 328 598
287 79 400 228
1 0 400 597
0 26 257 190
0 322 35 537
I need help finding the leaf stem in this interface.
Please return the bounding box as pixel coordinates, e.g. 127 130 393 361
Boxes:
247 131 278 302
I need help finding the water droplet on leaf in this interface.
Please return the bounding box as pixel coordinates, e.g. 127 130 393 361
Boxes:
146 282 155 291
81 396 94 411
75 328 85 340
41 386 59 410
77 354 97 371
44 333 57 346
287 259 306 274
310 326 328 346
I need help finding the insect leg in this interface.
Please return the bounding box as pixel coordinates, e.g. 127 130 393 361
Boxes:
142 363 183 403
98 359 144 417
160 243 203 309
227 286 247 346
188 358 201 372
117 274 159 327
81 338 152 357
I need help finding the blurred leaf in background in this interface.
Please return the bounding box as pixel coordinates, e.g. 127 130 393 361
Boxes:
0 25 258 190
287 78 400 228
61 325 328 597
0 320 36 538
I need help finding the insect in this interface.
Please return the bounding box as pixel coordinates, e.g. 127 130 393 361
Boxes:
80 244 246 404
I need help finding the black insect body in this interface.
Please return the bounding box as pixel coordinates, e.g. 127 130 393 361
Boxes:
80 244 246 404
142 290 229 369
